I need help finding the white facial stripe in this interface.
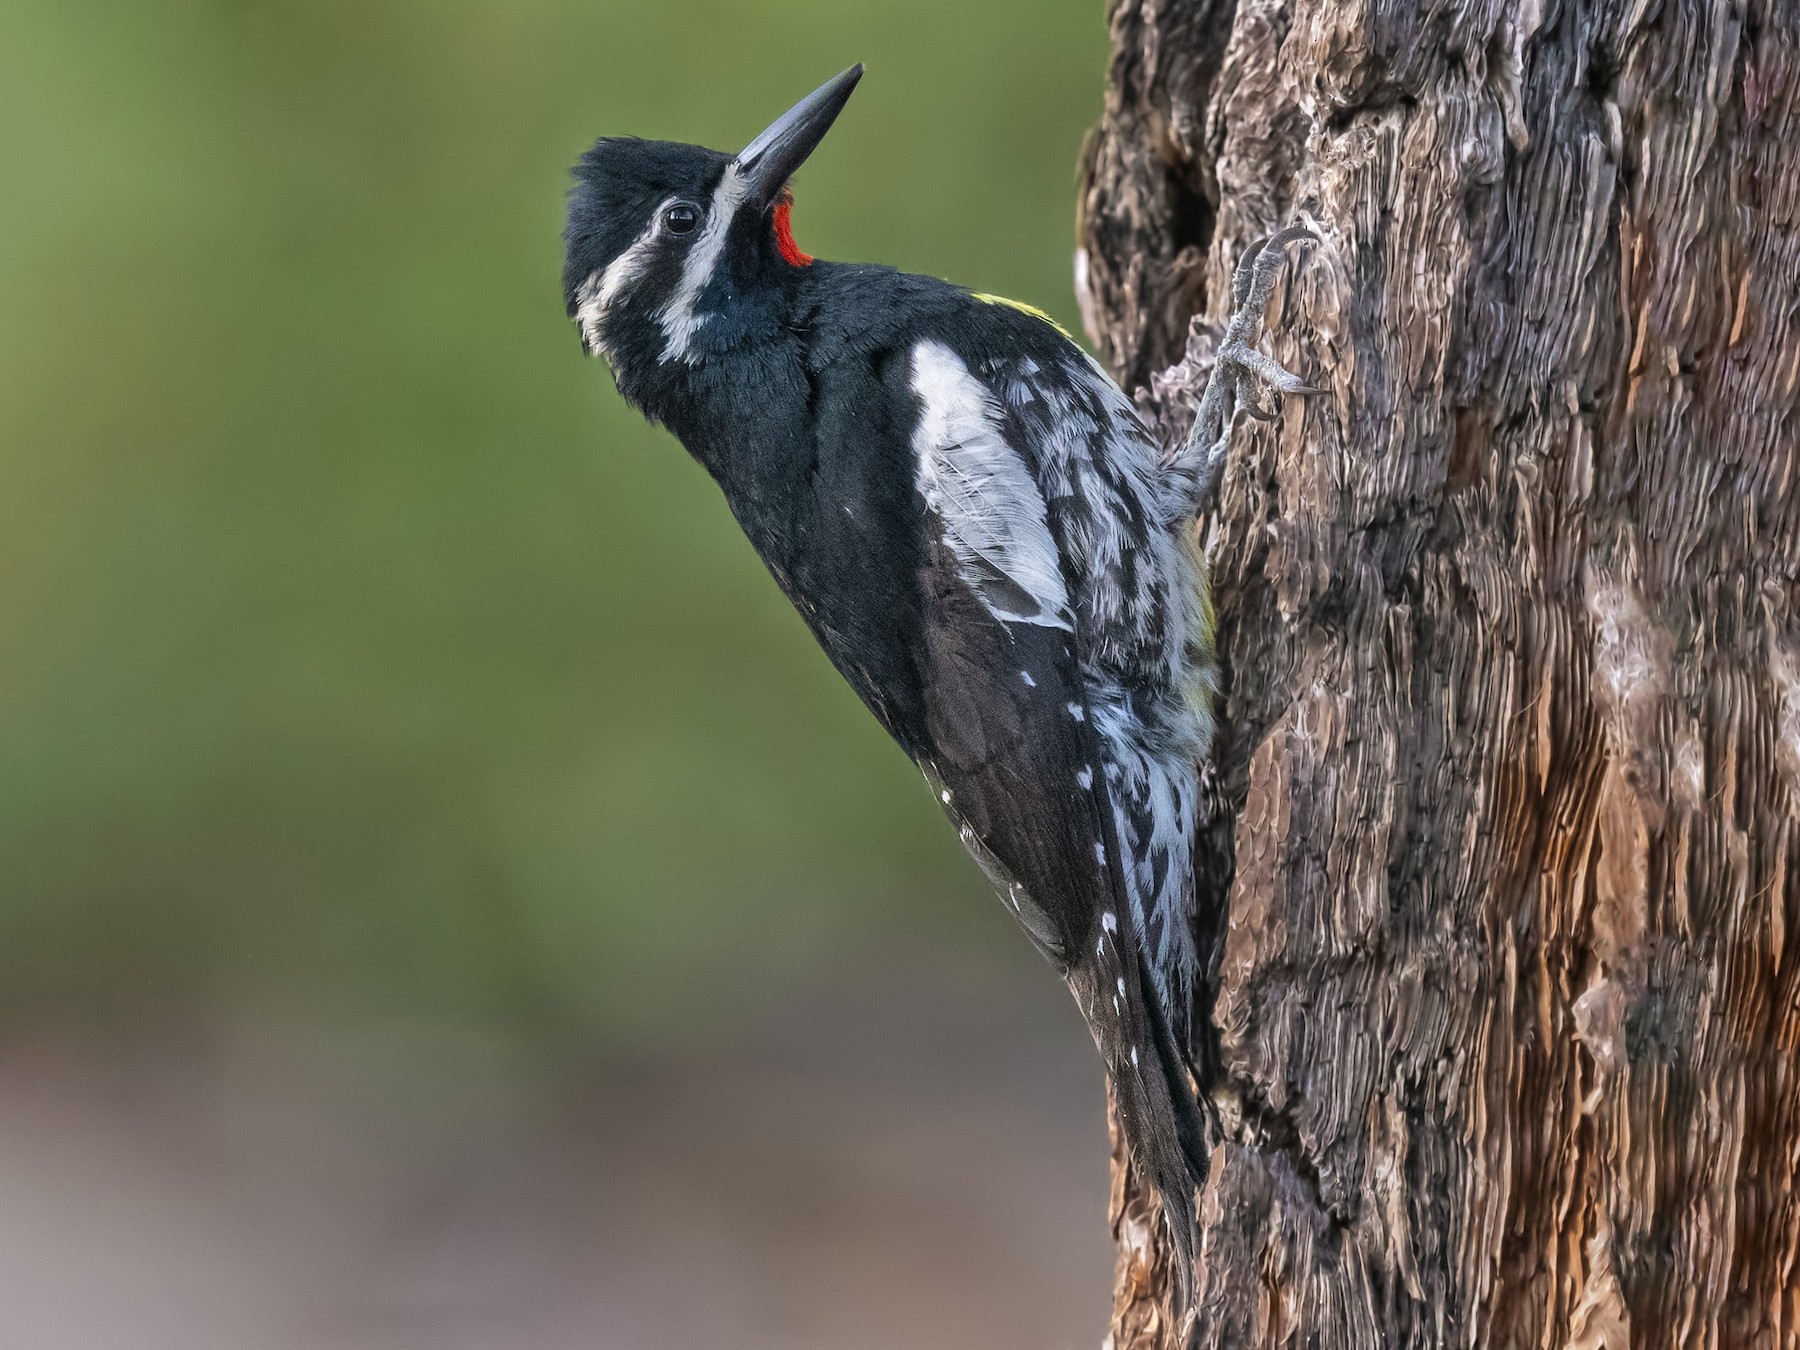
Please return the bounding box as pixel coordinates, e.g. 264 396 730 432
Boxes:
598 219 663 308
573 274 606 355
910 340 1072 630
574 205 669 357
657 165 747 364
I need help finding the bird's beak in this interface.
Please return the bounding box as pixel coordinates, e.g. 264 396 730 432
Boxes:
734 64 863 213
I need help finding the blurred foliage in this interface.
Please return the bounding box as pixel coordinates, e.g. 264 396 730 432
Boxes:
0 0 1107 1046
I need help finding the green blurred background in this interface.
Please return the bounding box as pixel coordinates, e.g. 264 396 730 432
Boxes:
0 0 1107 1044
0 4 1119 1344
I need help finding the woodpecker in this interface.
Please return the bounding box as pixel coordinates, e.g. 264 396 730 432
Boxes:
563 66 1315 1302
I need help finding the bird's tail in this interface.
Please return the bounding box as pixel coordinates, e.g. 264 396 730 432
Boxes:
1067 949 1210 1319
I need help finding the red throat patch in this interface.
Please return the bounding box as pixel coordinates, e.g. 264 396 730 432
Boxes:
773 199 813 267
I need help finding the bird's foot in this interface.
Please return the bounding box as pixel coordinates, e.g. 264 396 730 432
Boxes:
1170 225 1322 517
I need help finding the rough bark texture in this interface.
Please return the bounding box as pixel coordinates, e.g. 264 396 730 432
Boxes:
1078 2 1800 1346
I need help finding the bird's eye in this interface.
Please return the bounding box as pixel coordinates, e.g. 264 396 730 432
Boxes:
662 203 702 237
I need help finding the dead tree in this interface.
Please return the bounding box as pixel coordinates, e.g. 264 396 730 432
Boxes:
1076 2 1800 1345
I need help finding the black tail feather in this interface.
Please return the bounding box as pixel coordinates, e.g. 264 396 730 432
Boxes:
1067 954 1207 1318
1140 964 1213 1183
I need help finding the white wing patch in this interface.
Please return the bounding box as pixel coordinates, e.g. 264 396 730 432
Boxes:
910 341 1071 630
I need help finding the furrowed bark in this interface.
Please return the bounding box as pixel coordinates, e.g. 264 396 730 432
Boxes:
1078 2 1800 1346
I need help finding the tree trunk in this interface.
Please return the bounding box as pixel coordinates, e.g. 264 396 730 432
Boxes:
1076 2 1800 1346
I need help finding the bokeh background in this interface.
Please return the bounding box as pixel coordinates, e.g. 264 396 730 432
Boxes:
0 2 1116 1345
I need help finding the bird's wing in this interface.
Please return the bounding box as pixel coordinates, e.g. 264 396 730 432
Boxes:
899 337 1116 966
916 571 1105 967
897 334 1208 1263
958 326 1211 1054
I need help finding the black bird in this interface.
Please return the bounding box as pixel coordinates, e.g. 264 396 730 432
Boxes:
562 65 1315 1306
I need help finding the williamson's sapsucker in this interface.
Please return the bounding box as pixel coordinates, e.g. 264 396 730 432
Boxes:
562 66 1316 1303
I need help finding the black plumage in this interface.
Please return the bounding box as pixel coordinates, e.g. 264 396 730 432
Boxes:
558 67 1311 1310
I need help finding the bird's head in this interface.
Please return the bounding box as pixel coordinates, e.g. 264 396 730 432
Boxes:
563 65 862 379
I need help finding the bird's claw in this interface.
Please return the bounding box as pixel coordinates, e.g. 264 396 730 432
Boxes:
1169 225 1321 520
1231 225 1318 309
